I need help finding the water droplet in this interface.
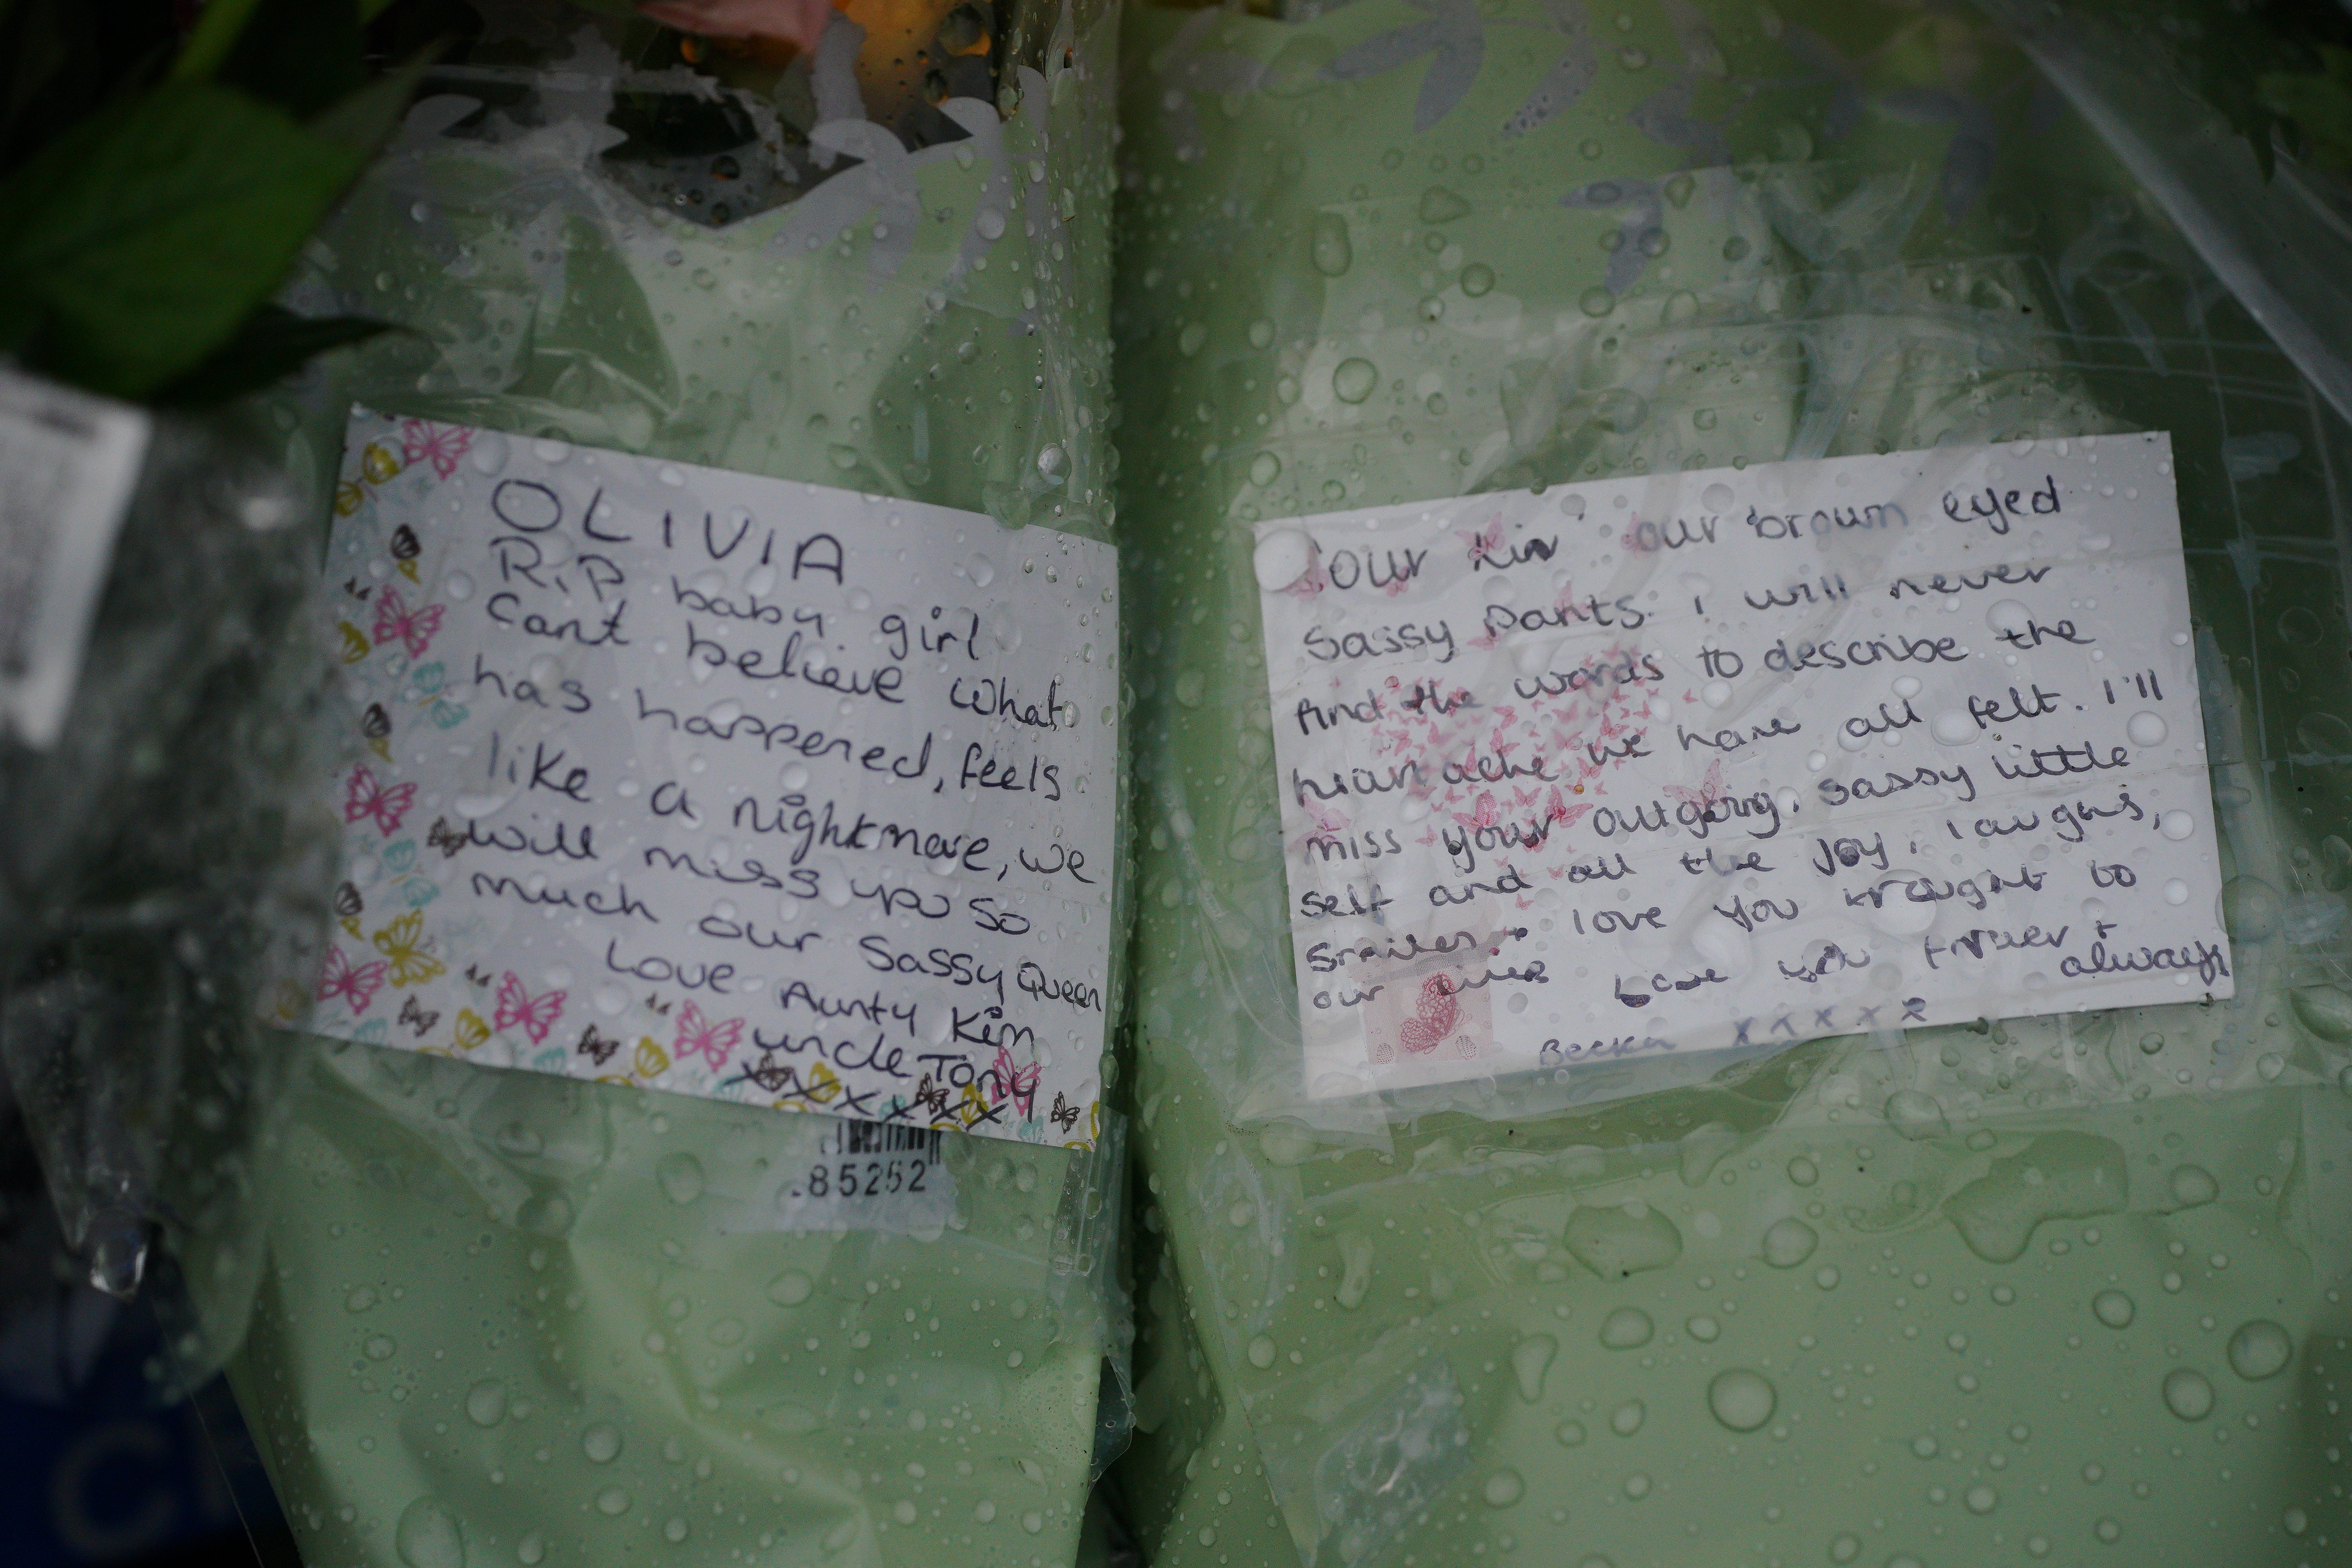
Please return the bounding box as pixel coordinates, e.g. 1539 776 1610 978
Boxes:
1932 709 1978 745
1578 285 1617 318
1254 530 1315 591
1598 1307 1654 1349
2167 1164 2218 1207
1249 452 1283 486
1461 263 1496 297
768 1270 813 1306
2291 984 2352 1042
2163 878 2189 905
2126 711 2167 746
1247 1336 1277 1369
1965 1484 1998 1514
1788 1156 1818 1186
1565 1203 1683 1278
1419 186 1471 223
1707 1368 1775 1432
595 1486 630 1516
2091 1289 2135 1328
2159 810 2195 841
1702 680 1733 709
1483 1468 1524 1507
1761 1216 1818 1269
1332 358 1379 403
465 1380 507 1427
395 1499 467 1568
365 1334 397 1361
2161 1367 2214 1421
1512 1334 1556 1401
1311 213 1354 276
1610 1399 1645 1436
1884 1089 1949 1140
581 1423 623 1464
1556 1419 1587 1445
1986 599 2033 635
2226 1319 2292 1380
656 1152 705 1204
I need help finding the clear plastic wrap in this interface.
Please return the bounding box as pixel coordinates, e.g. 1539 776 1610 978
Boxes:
1111 1 2352 1563
0 374 347 1384
227 4 1133 1565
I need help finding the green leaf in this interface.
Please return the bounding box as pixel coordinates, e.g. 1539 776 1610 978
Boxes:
170 0 264 84
219 0 368 120
151 304 395 410
0 80 363 397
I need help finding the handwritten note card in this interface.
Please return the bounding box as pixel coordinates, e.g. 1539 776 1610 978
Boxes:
1254 433 2228 1098
308 410 1116 1146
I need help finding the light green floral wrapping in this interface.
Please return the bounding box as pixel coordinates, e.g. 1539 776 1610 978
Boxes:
1112 2 2352 1564
228 5 1131 1566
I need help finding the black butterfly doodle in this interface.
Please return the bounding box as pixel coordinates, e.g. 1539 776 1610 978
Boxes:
333 881 362 920
465 964 492 987
575 1025 621 1066
341 577 372 601
361 702 392 742
389 523 421 562
426 817 467 858
643 992 671 1016
1049 1092 1081 1132
399 994 441 1037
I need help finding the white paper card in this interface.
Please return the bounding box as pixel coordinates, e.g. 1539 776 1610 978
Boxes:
1254 433 2229 1097
0 367 151 748
304 410 1117 1147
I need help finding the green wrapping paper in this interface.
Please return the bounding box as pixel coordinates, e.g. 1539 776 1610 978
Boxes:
227 6 1131 1566
1111 2 2352 1565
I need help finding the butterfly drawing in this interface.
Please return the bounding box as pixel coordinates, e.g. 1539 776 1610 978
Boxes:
575 1024 621 1067
343 765 416 837
317 946 388 1015
989 1044 1042 1120
372 587 445 660
371 910 445 987
359 441 401 485
1396 974 1461 1056
1661 757 1727 817
337 621 371 663
1460 515 1506 567
426 817 468 858
333 481 365 518
671 1001 746 1072
389 523 422 582
399 417 472 479
493 971 566 1044
452 1008 490 1051
1291 797 1350 856
1450 790 1503 831
399 994 441 1037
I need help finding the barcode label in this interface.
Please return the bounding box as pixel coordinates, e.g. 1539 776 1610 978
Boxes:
755 1117 958 1235
0 368 148 748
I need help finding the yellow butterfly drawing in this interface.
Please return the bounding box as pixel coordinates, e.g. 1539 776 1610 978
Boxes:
370 911 445 987
359 441 401 485
337 621 371 662
396 559 419 583
634 1037 671 1078
452 1008 490 1051
802 1061 844 1105
333 481 365 518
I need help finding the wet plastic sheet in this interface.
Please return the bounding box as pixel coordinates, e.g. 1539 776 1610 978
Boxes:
1111 2 2352 1564
228 4 1131 1565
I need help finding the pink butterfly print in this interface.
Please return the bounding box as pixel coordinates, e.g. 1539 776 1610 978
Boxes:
372 586 445 660
1544 785 1596 831
343 764 417 837
1292 797 1350 856
1452 791 1503 831
671 1000 747 1072
318 946 389 1015
493 970 567 1043
991 1045 1042 1119
1396 974 1461 1055
1662 758 1728 817
399 418 474 480
1460 517 1506 567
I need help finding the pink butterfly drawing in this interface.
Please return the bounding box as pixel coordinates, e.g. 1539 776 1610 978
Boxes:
1452 791 1503 831
371 586 445 660
317 946 389 1015
343 764 417 837
493 970 567 1043
1292 797 1350 856
991 1044 1042 1120
1543 785 1596 831
671 1000 747 1072
399 418 474 480
1662 757 1728 817
1460 515 1506 567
